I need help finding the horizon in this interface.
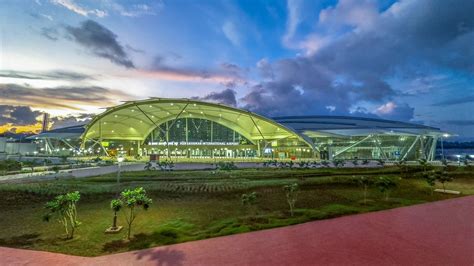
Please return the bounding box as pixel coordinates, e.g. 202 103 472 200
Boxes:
0 0 473 140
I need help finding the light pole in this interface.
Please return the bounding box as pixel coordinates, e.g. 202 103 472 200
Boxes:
117 156 124 184
441 133 449 161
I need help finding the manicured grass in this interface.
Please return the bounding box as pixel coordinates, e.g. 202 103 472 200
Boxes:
0 166 472 256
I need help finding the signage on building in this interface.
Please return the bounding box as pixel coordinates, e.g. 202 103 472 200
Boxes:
147 141 239 146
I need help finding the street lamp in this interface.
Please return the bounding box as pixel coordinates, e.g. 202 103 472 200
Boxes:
117 156 124 184
441 133 449 160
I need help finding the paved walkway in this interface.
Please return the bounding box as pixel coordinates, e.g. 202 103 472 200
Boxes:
2 196 473 266
0 162 267 183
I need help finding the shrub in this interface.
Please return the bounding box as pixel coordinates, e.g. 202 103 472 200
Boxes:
159 160 175 171
375 176 398 200
355 176 373 204
216 161 237 171
320 160 330 167
0 160 22 173
332 159 345 168
241 192 258 215
144 162 155 171
43 191 81 239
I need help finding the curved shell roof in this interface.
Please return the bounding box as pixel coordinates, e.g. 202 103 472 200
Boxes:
82 98 311 146
274 116 443 137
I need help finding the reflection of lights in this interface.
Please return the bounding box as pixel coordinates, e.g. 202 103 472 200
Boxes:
455 155 461 158
443 133 449 138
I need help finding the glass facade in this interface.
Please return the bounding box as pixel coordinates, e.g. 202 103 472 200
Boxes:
138 118 313 159
313 134 437 160
141 118 257 159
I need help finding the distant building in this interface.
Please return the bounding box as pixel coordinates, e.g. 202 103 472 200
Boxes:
29 98 446 161
41 113 50 132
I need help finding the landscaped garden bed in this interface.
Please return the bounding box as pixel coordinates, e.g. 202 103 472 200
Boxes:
0 165 472 256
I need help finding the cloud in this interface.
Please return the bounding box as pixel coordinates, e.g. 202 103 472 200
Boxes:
135 56 244 83
107 2 162 17
443 120 474 126
0 83 132 110
40 27 59 41
29 12 53 21
193 89 237 107
51 0 107 17
256 58 274 80
375 102 415 121
242 0 474 121
282 0 303 47
375 101 396 114
65 20 135 68
0 70 94 81
50 113 93 129
222 21 241 46
432 95 474 106
318 0 379 30
0 105 42 125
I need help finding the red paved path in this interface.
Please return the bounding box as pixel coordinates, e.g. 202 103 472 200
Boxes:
2 196 473 266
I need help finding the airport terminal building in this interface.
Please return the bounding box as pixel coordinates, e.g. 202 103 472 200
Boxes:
30 98 444 161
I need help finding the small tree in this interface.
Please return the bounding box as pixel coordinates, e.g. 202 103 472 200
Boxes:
376 176 398 200
376 159 385 167
60 156 68 164
441 159 449 167
463 155 470 167
51 165 60 177
361 159 370 166
352 159 359 167
435 171 453 192
118 187 152 240
283 183 299 216
43 191 81 239
356 176 372 204
110 199 123 230
144 161 155 171
287 160 294 169
241 192 258 215
395 159 407 178
424 172 436 195
418 158 429 174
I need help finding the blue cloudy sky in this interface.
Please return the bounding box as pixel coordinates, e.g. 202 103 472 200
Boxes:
0 0 473 139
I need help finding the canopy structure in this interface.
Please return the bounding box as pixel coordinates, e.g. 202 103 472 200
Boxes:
27 98 449 161
82 98 313 150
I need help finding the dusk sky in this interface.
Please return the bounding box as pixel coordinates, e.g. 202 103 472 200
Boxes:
0 0 473 140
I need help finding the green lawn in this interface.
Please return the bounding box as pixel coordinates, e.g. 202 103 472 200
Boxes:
0 166 472 256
